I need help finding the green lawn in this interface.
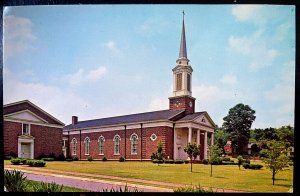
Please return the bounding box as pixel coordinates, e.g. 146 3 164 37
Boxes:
26 180 89 192
4 160 293 192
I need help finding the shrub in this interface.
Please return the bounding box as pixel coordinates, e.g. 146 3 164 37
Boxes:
184 160 189 164
288 162 293 166
32 181 63 192
119 156 125 162
222 157 231 162
102 156 107 161
242 159 250 164
11 158 21 165
211 157 222 165
222 161 238 165
164 159 174 164
152 159 164 164
73 156 79 161
57 153 66 161
87 156 93 162
66 158 73 162
4 156 12 160
174 184 214 193
4 169 29 192
202 159 209 164
20 158 27 165
243 163 263 170
41 158 55 161
174 159 184 164
28 160 46 167
48 153 56 160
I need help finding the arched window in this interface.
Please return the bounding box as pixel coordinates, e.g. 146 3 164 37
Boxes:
84 137 90 155
98 136 105 155
130 133 138 155
71 138 77 155
113 135 121 155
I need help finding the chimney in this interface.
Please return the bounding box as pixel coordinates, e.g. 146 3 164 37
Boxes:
72 116 78 125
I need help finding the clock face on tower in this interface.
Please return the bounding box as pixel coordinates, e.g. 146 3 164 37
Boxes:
189 101 193 107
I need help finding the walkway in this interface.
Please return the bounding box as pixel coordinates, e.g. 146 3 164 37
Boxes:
5 165 248 192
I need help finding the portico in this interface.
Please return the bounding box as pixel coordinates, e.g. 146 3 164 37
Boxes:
173 112 215 161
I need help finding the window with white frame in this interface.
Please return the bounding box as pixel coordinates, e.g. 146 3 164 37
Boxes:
22 123 30 135
98 136 105 155
130 133 138 155
113 135 121 155
84 137 90 155
71 138 77 155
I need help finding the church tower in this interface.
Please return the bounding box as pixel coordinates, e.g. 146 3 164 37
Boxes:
169 12 195 114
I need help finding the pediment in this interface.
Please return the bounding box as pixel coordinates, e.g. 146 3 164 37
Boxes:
5 110 47 123
193 113 215 128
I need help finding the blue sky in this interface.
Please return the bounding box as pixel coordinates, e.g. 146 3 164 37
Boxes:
3 5 295 128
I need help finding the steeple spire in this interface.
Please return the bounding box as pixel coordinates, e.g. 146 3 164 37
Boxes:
179 10 187 59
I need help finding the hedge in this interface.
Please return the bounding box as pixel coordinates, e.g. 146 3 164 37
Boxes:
242 163 263 170
164 159 174 164
41 158 55 161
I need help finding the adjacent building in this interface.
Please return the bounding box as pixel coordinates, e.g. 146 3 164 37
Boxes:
63 15 216 161
3 100 65 159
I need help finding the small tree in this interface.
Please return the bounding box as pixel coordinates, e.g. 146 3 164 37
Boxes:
237 155 243 170
208 144 222 177
184 143 201 172
262 140 289 185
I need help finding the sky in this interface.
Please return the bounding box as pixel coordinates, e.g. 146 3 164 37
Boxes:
3 4 295 128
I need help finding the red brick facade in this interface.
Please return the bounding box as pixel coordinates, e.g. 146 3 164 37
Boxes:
4 121 63 158
169 96 195 114
66 126 174 160
3 100 64 159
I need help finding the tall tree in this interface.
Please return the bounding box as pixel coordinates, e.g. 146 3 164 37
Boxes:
214 128 229 153
208 144 222 177
184 143 201 172
222 103 256 154
262 140 289 185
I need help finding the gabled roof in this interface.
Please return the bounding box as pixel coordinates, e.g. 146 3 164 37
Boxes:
3 100 65 126
177 111 216 128
64 109 185 130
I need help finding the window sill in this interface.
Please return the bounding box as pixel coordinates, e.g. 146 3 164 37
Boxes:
131 153 138 155
99 154 104 156
85 154 90 156
114 153 120 156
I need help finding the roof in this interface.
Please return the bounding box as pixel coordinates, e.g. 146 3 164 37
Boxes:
176 112 204 121
179 17 187 59
64 109 185 130
3 100 65 126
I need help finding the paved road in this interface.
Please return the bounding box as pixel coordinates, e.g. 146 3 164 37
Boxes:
21 171 172 192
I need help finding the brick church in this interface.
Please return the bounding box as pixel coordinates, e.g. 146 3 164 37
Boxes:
63 14 216 161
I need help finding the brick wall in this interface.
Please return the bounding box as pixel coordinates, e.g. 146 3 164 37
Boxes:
3 121 21 156
66 126 174 160
169 96 195 114
3 121 63 158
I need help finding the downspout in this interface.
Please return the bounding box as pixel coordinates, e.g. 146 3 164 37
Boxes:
172 123 175 160
141 123 143 161
124 125 127 160
79 130 81 160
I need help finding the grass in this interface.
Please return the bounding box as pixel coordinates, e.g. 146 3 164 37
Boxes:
4 160 293 192
26 180 89 192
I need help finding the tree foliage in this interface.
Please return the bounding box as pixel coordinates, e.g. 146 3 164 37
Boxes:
222 103 256 154
262 140 289 185
214 128 229 152
184 143 201 172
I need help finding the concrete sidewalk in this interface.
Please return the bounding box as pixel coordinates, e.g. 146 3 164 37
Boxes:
5 165 248 192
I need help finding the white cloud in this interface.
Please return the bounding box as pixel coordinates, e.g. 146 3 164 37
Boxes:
147 98 169 112
104 41 122 55
137 16 168 36
228 29 278 69
275 22 292 42
66 66 107 85
4 15 36 57
87 67 107 81
3 68 89 124
220 74 237 85
232 5 263 22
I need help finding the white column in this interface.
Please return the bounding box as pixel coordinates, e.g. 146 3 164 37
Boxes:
204 131 208 159
30 142 34 159
211 133 214 145
188 127 192 144
197 130 200 145
197 130 200 160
